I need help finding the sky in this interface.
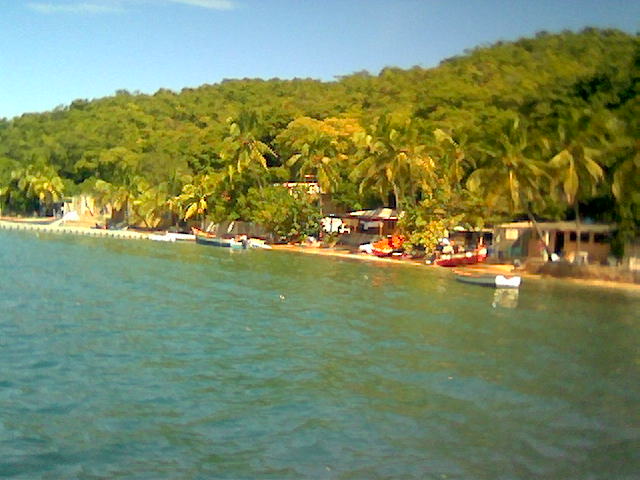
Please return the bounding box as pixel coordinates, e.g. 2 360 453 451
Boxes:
1 0 639 119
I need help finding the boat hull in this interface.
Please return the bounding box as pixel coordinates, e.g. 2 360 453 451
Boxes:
456 274 521 288
192 228 246 249
436 249 487 267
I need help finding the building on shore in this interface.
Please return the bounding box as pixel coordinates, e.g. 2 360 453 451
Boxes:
492 221 616 265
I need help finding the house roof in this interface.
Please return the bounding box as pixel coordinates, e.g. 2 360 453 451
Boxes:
495 221 616 233
347 208 399 221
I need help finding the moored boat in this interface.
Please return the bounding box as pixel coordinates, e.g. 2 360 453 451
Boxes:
247 238 272 249
455 273 521 288
148 233 176 242
166 232 196 242
192 227 246 249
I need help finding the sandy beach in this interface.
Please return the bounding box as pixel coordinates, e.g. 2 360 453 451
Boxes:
270 244 640 293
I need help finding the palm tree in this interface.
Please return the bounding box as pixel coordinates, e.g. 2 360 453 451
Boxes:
602 110 640 244
351 116 435 210
276 117 357 215
29 172 65 214
92 179 135 225
130 180 172 229
467 116 553 257
219 114 274 188
278 117 343 190
548 109 604 259
432 128 467 187
11 164 65 216
171 173 220 229
612 149 640 230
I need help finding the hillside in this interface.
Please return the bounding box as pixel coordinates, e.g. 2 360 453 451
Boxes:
0 28 638 247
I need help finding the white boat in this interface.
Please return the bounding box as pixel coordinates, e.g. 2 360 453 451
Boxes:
166 232 196 242
148 233 176 242
248 238 272 249
455 273 521 288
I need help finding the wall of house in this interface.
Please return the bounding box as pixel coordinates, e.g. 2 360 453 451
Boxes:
493 227 612 264
549 230 611 264
492 228 530 260
623 242 640 271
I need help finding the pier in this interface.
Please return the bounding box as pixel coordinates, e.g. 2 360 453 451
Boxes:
0 220 148 240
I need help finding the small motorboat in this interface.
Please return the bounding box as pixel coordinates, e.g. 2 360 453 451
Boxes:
247 238 272 249
455 273 521 288
166 232 196 242
192 227 246 249
148 233 176 242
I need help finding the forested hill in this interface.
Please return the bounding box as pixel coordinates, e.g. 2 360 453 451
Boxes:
1 28 638 247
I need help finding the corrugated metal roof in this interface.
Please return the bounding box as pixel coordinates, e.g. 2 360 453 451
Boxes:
495 221 615 232
347 208 398 220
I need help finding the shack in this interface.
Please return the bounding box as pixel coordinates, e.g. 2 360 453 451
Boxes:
335 208 399 248
493 221 615 264
341 208 399 236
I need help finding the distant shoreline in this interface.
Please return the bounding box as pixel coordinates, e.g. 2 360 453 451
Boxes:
1 217 638 293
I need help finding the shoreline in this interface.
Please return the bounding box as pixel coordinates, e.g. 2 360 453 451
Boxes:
270 244 640 293
2 217 638 293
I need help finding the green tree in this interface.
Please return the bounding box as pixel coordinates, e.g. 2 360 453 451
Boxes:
2 164 65 215
351 116 435 210
219 113 274 188
548 109 604 258
277 116 360 214
171 173 221 228
241 185 321 242
467 116 553 257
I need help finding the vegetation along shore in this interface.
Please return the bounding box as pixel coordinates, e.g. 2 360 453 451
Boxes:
1 28 639 282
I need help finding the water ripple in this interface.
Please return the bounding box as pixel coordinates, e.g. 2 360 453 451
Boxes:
0 231 639 478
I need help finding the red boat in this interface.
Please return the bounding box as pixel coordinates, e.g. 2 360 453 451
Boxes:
371 235 405 257
435 248 488 267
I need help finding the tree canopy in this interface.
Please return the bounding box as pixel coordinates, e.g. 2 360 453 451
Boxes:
1 28 638 247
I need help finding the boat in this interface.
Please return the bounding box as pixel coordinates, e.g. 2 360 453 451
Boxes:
435 248 487 267
371 235 405 257
148 233 176 242
192 227 246 249
455 273 521 288
247 238 272 249
166 232 196 242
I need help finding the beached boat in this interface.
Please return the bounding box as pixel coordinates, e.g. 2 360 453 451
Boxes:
455 273 521 288
435 248 487 267
247 238 272 249
192 228 246 249
370 235 405 257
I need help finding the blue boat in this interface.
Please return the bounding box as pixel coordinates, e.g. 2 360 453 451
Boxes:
192 228 246 249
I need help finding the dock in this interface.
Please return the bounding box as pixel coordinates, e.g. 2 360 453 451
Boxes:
0 219 148 240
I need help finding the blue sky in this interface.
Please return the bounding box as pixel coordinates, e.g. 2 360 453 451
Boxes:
1 0 638 119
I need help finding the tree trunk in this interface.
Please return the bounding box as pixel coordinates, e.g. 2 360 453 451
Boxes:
526 208 553 260
574 203 582 264
392 182 400 211
318 193 323 239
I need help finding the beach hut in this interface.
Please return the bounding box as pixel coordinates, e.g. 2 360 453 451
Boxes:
492 221 615 264
342 208 400 236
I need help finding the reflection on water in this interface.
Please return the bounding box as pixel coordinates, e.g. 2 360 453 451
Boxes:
492 287 519 308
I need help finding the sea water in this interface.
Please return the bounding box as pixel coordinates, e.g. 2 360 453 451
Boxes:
0 230 638 479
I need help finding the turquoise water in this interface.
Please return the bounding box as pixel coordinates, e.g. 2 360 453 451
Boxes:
1 230 638 479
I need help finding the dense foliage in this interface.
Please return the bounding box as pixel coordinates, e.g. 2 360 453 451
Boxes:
1 28 638 248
